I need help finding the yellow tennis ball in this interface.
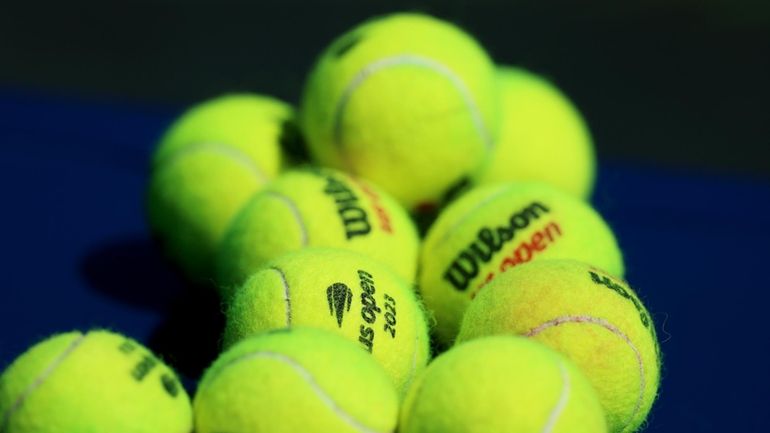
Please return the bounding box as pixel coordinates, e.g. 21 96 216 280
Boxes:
0 330 192 433
222 248 430 395
194 327 398 433
457 260 661 433
216 167 420 295
153 93 293 171
473 66 596 199
147 94 293 283
400 335 607 433
300 12 499 210
419 182 624 345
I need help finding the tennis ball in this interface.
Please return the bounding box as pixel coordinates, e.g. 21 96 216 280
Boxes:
300 13 499 210
419 182 624 345
0 330 192 433
216 167 420 294
194 327 398 433
400 335 607 433
152 93 293 170
147 94 293 283
457 260 661 433
473 66 595 199
223 247 430 395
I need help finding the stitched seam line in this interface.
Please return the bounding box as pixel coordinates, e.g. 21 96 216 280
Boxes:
265 191 308 246
526 315 645 432
0 333 86 430
542 361 571 433
333 54 493 152
207 351 385 433
435 184 521 246
269 266 292 326
159 142 268 183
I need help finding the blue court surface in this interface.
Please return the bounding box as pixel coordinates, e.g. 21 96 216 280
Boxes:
1 89 769 431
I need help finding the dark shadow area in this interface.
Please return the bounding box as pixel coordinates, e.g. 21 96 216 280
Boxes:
81 237 187 311
147 287 225 381
80 237 225 379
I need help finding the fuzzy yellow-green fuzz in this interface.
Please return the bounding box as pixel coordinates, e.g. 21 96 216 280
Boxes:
419 182 624 345
147 93 293 282
457 260 661 433
400 335 607 433
0 330 192 433
300 12 499 210
223 248 430 395
194 328 398 433
473 66 595 199
152 93 291 169
216 167 420 295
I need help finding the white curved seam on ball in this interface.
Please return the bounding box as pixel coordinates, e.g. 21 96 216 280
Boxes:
525 315 646 431
541 361 571 433
435 184 520 245
215 351 386 433
269 266 292 326
0 334 86 430
333 54 493 151
265 191 308 246
161 142 268 183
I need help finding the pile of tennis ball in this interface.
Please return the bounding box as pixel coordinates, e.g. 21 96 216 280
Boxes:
0 12 662 433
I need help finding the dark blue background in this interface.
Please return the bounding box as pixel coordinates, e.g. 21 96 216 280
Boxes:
1 89 769 431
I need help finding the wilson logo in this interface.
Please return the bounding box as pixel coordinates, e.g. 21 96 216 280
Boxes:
473 221 563 295
443 202 550 291
588 271 651 330
322 173 372 239
327 282 353 327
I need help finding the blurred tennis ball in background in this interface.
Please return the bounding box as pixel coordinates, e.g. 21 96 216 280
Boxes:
457 260 661 433
147 93 294 283
223 248 430 395
473 66 596 199
300 13 500 211
152 93 293 169
194 328 398 433
400 335 607 433
216 167 420 296
420 182 624 345
0 330 192 433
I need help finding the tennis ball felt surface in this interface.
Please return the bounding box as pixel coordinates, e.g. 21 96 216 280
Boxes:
473 66 595 199
147 94 293 282
194 327 398 433
0 330 192 433
419 182 624 345
216 167 420 295
457 260 661 433
400 336 607 433
152 93 292 172
300 12 499 210
223 248 430 395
